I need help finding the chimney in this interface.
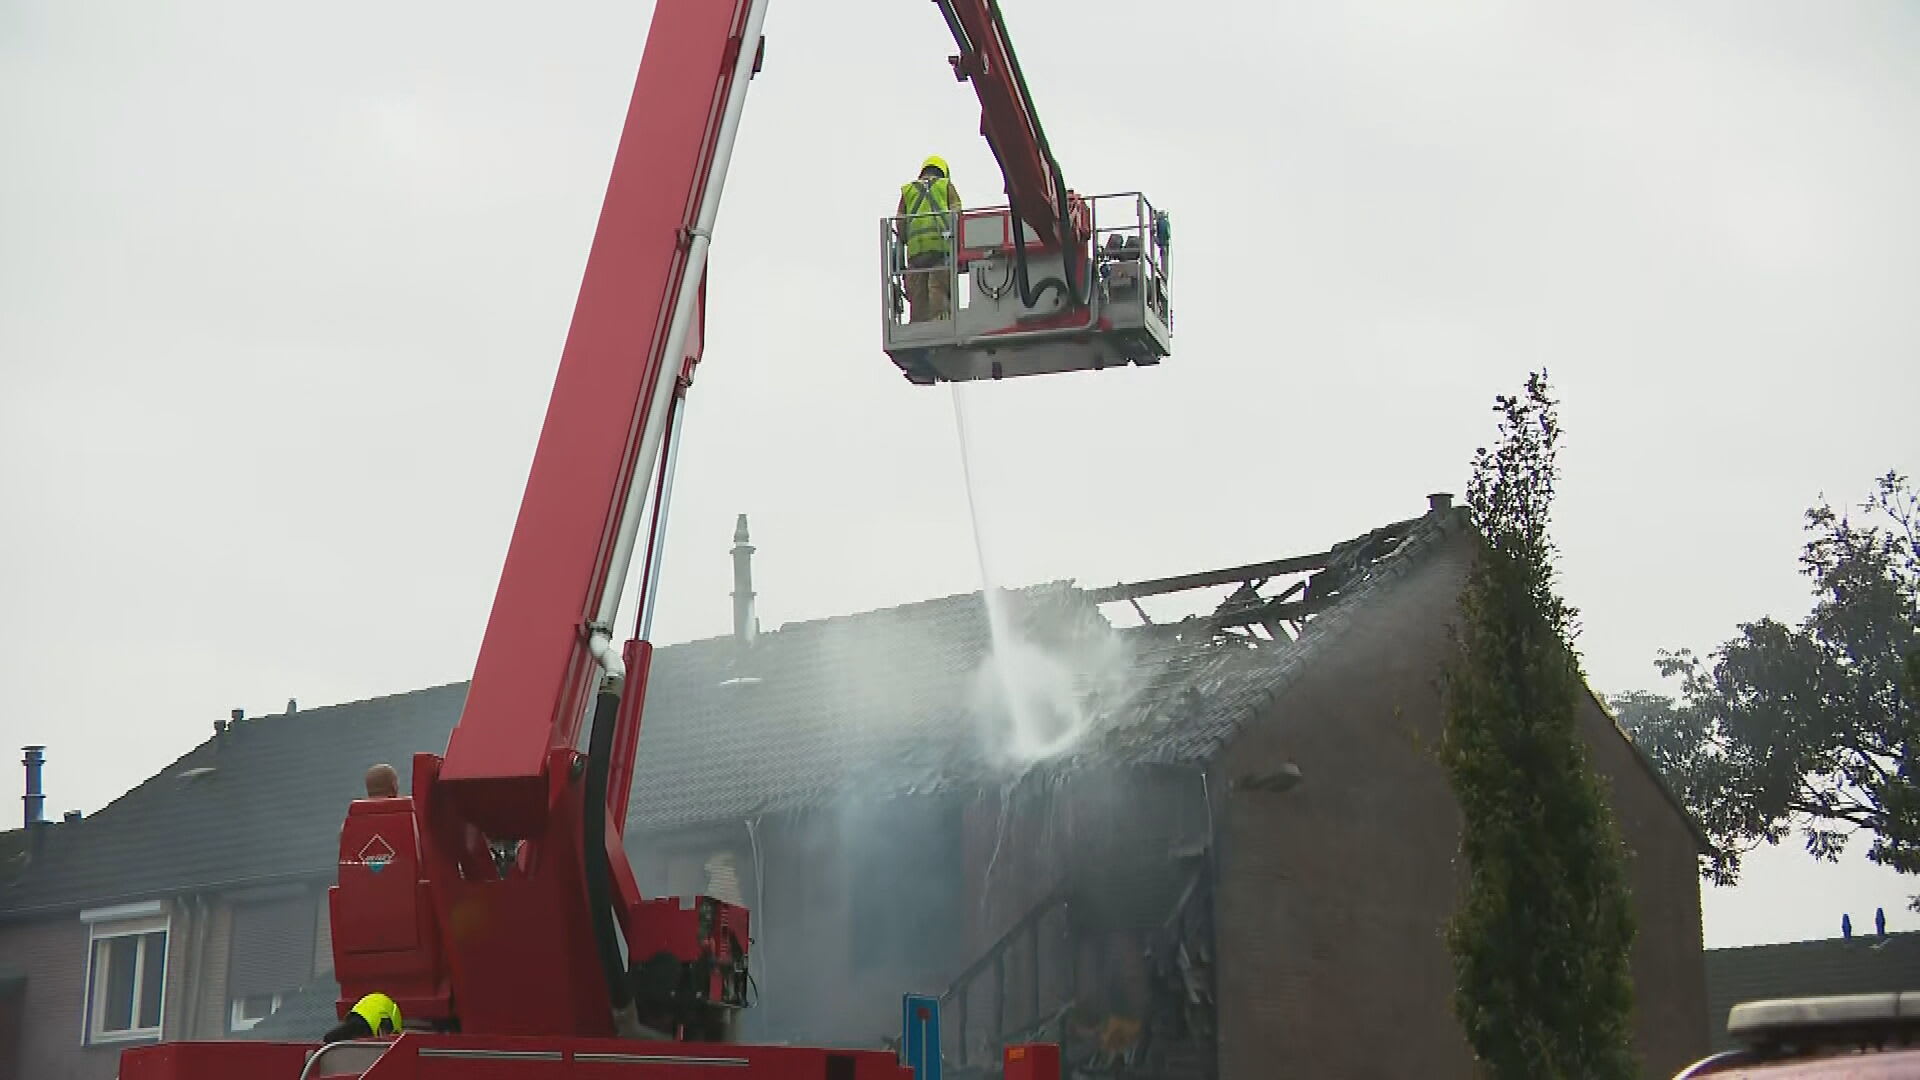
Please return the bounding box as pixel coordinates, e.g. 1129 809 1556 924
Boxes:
287 698 298 714
63 810 82 824
1428 492 1455 513
731 514 759 647
21 746 45 829
22 745 47 860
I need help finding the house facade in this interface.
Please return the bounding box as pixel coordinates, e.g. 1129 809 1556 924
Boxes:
1 501 1711 1079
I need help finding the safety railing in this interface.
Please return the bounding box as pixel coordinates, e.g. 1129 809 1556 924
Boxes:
879 191 1171 342
299 1038 393 1079
881 205 965 331
1085 191 1172 330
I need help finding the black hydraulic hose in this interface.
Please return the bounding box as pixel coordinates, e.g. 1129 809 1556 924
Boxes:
1007 195 1071 308
1051 170 1092 305
983 129 1064 309
1002 156 1093 311
582 688 633 1014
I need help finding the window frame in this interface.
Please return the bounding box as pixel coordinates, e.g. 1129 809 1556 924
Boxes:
229 991 287 1033
78 903 171 1047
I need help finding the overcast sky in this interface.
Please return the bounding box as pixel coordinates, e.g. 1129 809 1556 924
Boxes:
2 0 1915 949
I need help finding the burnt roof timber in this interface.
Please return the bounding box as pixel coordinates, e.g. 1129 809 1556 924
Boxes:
1084 550 1333 604
1210 594 1334 633
1084 514 1427 606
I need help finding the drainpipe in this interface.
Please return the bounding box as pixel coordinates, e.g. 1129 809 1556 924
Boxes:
179 896 202 1039
179 891 225 1039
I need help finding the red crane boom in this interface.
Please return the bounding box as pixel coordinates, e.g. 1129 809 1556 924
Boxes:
937 0 1085 250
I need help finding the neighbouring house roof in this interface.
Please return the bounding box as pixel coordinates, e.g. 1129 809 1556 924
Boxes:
0 829 26 886
0 502 1527 918
240 977 342 1041
0 683 471 918
1704 932 1920 1051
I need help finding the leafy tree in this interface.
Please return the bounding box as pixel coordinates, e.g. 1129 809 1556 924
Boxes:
1613 472 1920 894
1440 371 1638 1079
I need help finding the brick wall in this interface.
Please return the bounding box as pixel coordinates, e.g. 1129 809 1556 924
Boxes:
0 887 334 1078
1583 692 1712 1072
0 906 200 1080
1213 530 1708 1080
0 915 102 1080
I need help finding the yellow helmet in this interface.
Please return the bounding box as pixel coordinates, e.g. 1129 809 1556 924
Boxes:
920 155 949 179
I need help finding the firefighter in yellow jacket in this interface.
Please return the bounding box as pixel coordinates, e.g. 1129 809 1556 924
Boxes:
896 155 961 322
322 992 403 1042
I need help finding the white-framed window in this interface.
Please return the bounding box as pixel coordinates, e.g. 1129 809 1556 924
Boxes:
229 992 285 1033
80 902 169 1045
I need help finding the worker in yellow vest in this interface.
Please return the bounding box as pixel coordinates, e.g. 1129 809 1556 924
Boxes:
895 155 962 322
322 992 403 1042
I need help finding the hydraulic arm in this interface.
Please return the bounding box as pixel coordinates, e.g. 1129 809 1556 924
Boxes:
329 0 767 1041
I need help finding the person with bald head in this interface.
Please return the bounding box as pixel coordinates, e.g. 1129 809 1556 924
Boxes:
364 763 401 799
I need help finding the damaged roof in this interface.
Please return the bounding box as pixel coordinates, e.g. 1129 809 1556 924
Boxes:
0 505 1466 916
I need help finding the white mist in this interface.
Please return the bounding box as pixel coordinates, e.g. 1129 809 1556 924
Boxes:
950 386 1092 768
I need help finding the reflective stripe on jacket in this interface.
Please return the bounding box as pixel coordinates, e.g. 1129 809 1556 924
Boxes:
899 178 956 257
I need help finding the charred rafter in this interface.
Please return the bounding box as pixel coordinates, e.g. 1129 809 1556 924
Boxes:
1089 514 1429 646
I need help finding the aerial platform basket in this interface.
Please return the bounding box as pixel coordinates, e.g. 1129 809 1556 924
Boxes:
880 191 1172 385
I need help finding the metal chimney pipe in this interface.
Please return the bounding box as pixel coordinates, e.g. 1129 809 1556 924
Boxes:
731 514 758 647
22 746 45 828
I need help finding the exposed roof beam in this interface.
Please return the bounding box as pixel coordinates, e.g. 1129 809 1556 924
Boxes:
1084 550 1333 605
1084 514 1429 607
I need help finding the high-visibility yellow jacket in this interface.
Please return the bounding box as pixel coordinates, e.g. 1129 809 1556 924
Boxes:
350 992 403 1036
897 177 960 257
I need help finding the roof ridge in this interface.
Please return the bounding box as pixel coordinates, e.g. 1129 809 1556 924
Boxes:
77 680 472 823
1709 931 1919 953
